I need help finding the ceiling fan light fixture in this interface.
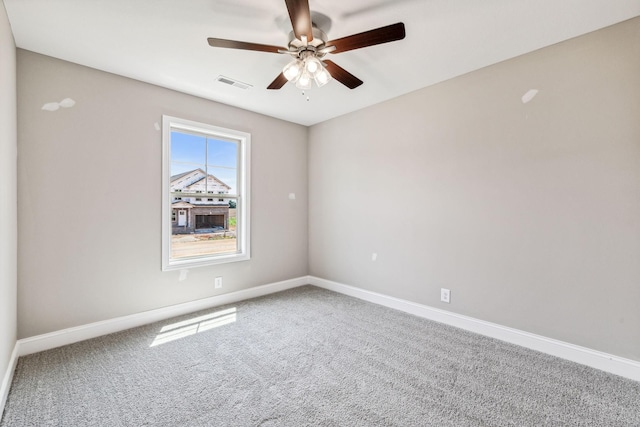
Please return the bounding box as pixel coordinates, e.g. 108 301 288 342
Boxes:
207 1 406 91
283 59 303 81
305 56 321 75
295 70 313 90
314 67 331 87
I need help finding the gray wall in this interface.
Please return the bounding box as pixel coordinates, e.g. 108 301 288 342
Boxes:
0 1 17 388
309 18 640 361
13 16 640 364
17 51 308 339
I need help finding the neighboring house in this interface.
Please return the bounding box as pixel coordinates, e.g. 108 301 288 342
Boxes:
170 169 232 234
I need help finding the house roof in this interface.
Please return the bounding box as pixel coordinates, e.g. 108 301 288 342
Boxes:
170 169 202 182
185 175 231 191
171 168 231 190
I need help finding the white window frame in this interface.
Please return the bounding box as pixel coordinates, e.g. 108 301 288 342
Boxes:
162 115 251 271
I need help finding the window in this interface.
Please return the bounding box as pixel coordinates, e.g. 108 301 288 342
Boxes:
162 115 250 270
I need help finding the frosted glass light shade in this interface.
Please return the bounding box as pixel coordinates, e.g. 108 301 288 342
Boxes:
283 59 303 81
305 57 321 76
314 67 331 87
295 71 312 90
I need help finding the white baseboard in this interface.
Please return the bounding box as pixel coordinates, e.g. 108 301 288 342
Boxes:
17 276 309 357
10 274 640 385
0 343 19 417
309 276 640 382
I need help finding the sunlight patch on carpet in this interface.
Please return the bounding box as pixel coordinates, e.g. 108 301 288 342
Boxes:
150 307 237 347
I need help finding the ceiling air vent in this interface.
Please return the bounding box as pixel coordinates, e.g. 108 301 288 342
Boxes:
216 75 252 90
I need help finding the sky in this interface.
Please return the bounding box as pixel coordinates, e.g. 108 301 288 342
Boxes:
171 131 238 193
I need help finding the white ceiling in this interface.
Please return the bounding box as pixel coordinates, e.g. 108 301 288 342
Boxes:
4 0 640 126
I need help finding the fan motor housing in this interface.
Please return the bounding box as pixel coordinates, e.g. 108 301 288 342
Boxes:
287 27 328 52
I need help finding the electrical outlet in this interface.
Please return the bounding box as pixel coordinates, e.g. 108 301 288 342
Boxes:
440 288 451 303
214 277 223 289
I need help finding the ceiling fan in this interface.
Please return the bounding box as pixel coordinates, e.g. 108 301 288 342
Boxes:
207 0 406 90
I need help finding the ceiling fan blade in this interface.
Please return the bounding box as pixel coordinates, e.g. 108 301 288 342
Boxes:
207 38 283 54
267 72 288 90
284 0 313 42
326 22 405 54
323 60 363 89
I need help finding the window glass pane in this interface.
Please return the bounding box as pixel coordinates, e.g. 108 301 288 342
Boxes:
206 166 237 195
171 163 207 178
163 115 250 270
170 198 238 260
207 138 238 168
171 132 206 166
170 163 207 194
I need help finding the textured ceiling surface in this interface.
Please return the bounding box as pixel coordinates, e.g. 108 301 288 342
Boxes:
4 0 640 125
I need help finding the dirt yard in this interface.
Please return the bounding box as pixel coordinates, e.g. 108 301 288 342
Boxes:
171 208 238 259
171 234 237 258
